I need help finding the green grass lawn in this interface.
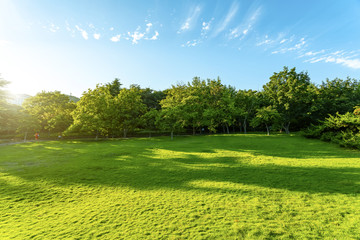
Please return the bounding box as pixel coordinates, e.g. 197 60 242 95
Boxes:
1 134 359 239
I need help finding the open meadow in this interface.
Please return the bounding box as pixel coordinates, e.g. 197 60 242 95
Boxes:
1 134 359 239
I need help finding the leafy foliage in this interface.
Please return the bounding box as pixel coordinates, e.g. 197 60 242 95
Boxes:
304 106 360 149
251 106 280 135
263 67 314 133
2 68 360 142
21 91 76 134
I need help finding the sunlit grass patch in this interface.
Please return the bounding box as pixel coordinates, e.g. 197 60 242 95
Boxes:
0 134 359 239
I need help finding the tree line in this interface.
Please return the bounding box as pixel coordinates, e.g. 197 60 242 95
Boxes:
1 67 359 144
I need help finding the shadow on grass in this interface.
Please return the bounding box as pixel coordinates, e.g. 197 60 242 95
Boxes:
1 135 360 201
162 134 358 159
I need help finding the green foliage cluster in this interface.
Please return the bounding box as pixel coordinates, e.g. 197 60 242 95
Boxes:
304 107 360 149
1 135 359 239
1 67 360 141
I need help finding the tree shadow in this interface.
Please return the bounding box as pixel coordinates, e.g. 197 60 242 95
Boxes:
161 134 360 159
1 136 359 202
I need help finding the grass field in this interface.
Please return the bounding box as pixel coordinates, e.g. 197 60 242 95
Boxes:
1 134 359 239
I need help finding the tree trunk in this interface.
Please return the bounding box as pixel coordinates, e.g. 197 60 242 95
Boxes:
24 131 27 142
283 122 290 134
193 126 196 135
95 130 99 141
243 118 247 134
225 123 230 134
123 129 127 138
265 124 270 136
171 130 174 140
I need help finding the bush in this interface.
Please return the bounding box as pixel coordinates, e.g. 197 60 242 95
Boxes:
303 107 360 149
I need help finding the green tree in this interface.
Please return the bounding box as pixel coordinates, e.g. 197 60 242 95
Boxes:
235 90 259 134
22 91 76 135
116 86 147 138
106 78 122 97
263 66 313 134
140 88 166 110
158 84 187 138
184 77 209 135
156 106 184 140
69 85 115 138
311 77 360 123
251 106 280 135
141 108 160 136
204 78 237 133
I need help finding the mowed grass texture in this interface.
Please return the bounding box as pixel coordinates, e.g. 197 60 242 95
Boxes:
0 134 359 239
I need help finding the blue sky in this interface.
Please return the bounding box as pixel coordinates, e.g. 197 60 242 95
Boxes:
1 0 360 97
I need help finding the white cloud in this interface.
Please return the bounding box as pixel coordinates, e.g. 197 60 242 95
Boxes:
302 50 325 57
75 25 88 40
178 5 202 33
150 31 159 40
129 31 145 44
280 39 287 44
110 34 121 42
336 58 360 69
93 33 100 40
180 22 190 32
331 50 344 56
228 6 262 40
49 23 59 33
256 35 272 46
213 2 239 37
304 50 360 69
146 23 153 33
293 38 306 49
181 39 200 47
271 37 306 54
202 21 210 31
201 18 214 38
65 21 76 37
110 27 114 31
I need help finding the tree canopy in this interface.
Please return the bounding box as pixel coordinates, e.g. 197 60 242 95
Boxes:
1 67 359 142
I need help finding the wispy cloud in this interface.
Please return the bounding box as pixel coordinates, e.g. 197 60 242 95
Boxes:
146 23 153 33
129 31 145 44
42 22 60 33
75 25 88 40
304 50 360 69
108 22 159 44
229 6 262 40
49 23 59 33
181 39 201 47
201 18 214 37
300 50 325 57
256 35 272 46
271 37 306 54
178 5 202 33
213 2 239 37
58 20 159 44
150 31 159 40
